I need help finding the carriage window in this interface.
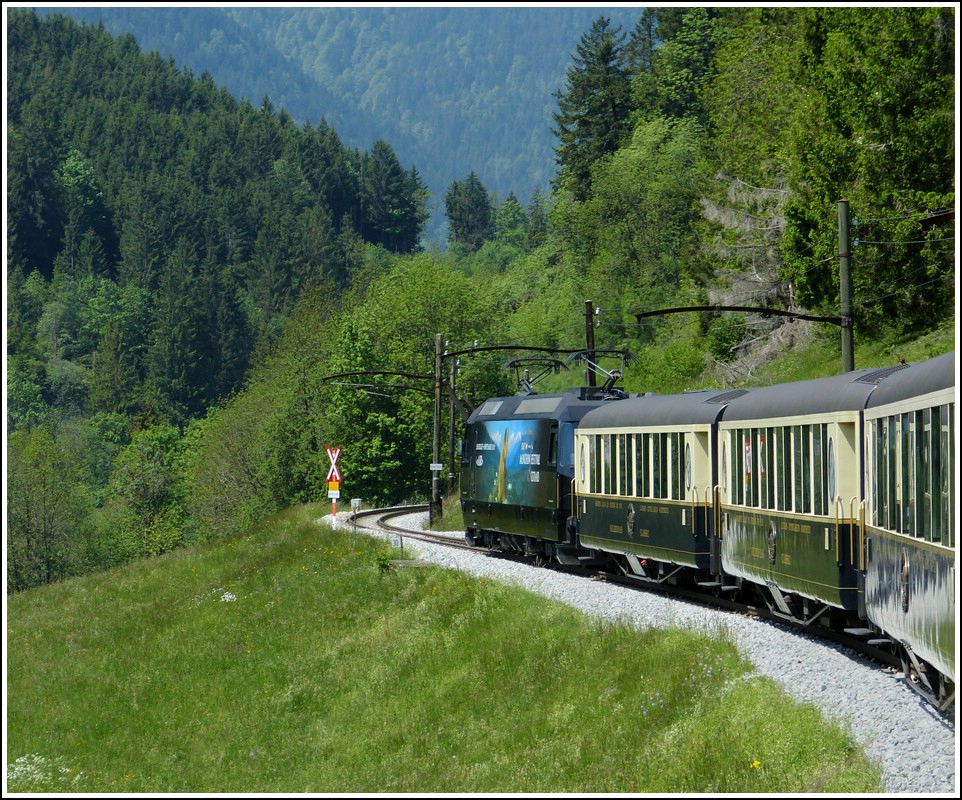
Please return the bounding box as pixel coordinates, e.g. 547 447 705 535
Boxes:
940 404 953 546
737 430 752 505
927 408 939 541
721 440 728 495
871 421 880 526
868 406 955 540
602 434 613 495
767 428 777 510
813 424 824 515
887 417 898 531
777 427 790 511
580 440 587 486
671 432 683 500
825 437 838 506
901 413 914 534
651 434 660 497
659 433 669 499
548 425 558 466
635 434 649 498
756 429 765 508
793 427 802 513
732 429 744 505
878 420 888 528
793 425 811 514
918 410 929 540
751 429 762 508
619 434 630 496
743 430 755 507
590 435 600 494
685 442 692 492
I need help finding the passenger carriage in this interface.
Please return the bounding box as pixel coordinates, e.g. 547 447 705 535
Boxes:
715 369 897 622
572 390 745 582
861 352 955 707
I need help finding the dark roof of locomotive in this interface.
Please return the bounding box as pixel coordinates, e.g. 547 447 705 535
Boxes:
865 351 956 409
467 387 623 425
578 389 742 428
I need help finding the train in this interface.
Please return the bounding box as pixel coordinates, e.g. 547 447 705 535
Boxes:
460 351 956 712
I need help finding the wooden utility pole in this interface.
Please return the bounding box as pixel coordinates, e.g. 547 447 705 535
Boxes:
447 354 457 496
432 333 443 522
838 200 855 373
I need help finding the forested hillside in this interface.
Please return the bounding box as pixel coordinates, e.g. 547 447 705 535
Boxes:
6 7 955 592
42 5 643 241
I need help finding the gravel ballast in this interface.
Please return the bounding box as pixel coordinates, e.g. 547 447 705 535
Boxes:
329 512 957 794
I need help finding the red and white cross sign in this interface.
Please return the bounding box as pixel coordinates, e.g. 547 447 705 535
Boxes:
325 446 343 482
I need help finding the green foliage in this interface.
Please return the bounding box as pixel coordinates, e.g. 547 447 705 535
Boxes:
643 7 723 125
7 424 96 591
7 354 50 431
627 325 709 395
578 115 704 289
706 314 747 363
778 7 955 335
705 8 803 183
92 424 200 569
186 393 277 541
493 192 528 250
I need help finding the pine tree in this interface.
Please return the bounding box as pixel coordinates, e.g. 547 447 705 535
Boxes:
551 16 632 201
360 140 424 253
444 172 494 252
494 192 528 249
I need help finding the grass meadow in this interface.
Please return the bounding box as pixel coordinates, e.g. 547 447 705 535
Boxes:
7 503 882 793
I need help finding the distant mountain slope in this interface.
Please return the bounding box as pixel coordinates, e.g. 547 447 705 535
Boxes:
42 5 643 242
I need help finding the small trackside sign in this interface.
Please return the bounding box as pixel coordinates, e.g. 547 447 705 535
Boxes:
326 446 343 482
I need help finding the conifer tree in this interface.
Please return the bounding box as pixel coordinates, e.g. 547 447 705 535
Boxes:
444 171 494 252
551 16 632 200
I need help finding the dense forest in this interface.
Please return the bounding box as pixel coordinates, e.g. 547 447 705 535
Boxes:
40 5 645 242
6 7 956 591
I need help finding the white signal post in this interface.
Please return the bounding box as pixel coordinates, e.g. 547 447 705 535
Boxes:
326 446 343 516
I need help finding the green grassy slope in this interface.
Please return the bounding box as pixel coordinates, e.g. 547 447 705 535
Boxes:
7 504 882 793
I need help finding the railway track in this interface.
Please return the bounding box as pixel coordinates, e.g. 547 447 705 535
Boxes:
344 505 912 699
348 504 477 550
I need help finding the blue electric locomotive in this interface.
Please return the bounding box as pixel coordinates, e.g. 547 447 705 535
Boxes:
460 386 624 563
